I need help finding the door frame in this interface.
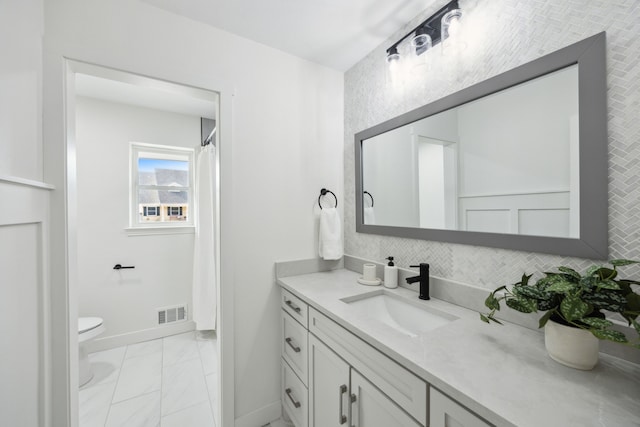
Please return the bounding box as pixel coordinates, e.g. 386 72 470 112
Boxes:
49 58 235 427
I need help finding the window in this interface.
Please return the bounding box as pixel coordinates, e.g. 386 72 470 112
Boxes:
167 206 183 216
143 206 160 216
130 143 194 229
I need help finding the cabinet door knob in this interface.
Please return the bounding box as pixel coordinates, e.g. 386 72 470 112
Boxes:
285 388 301 408
338 384 348 424
285 337 301 353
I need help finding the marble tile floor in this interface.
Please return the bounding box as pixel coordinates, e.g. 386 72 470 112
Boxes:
79 330 218 427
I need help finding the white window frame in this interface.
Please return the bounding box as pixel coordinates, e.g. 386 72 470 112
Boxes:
128 142 195 234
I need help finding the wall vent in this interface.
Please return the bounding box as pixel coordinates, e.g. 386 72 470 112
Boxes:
157 304 188 325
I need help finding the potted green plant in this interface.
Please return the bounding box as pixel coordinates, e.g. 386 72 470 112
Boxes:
480 259 640 370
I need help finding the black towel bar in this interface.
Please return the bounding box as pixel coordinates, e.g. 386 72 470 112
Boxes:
113 264 135 270
364 191 374 207
318 188 337 209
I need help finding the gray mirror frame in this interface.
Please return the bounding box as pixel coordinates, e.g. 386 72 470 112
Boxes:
355 32 607 259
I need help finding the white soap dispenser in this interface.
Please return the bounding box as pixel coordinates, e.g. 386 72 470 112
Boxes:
384 256 398 289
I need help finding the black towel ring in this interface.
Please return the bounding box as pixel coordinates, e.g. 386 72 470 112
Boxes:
364 191 374 207
318 188 337 209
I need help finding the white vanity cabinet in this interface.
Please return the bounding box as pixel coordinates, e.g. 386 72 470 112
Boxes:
308 334 421 427
281 287 490 427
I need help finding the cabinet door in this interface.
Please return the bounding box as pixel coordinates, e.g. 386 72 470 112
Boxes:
308 334 350 427
430 388 491 427
350 369 422 427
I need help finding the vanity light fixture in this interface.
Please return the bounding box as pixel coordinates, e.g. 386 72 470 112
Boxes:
385 0 461 65
386 46 400 64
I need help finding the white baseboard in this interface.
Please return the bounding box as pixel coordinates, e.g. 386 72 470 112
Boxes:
85 321 196 353
235 400 281 427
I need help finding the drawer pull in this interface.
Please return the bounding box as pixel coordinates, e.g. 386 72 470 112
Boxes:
350 393 358 427
285 387 301 408
285 337 301 353
338 384 347 424
285 299 301 313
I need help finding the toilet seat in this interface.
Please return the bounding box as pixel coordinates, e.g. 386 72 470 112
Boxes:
78 317 105 343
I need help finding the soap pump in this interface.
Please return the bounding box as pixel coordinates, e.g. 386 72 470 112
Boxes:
384 256 398 289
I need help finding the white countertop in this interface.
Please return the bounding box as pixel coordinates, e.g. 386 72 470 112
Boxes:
277 268 640 427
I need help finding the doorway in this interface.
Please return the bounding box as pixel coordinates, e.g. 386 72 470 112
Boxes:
65 61 229 427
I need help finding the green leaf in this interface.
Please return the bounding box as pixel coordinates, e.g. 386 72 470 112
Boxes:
538 310 555 328
480 313 490 323
558 267 581 280
581 317 613 329
545 281 575 293
630 319 640 335
505 297 537 313
520 273 532 286
538 297 559 311
624 292 640 312
596 279 620 290
582 292 627 313
610 259 640 267
596 268 617 280
484 294 501 311
513 285 546 300
586 265 602 276
591 329 628 343
560 295 591 321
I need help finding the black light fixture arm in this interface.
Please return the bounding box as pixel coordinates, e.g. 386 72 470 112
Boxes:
386 0 460 55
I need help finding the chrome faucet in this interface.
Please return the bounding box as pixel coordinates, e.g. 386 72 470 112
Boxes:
406 263 430 300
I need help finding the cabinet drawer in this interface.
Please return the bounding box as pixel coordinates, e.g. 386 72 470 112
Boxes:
282 311 308 385
282 359 308 427
282 288 308 328
309 307 427 426
430 388 492 427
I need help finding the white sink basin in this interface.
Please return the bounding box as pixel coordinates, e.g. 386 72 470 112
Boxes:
341 290 457 337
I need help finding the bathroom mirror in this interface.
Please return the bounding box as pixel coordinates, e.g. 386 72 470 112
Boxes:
355 32 607 259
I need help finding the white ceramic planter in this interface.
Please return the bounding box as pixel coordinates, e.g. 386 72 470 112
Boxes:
544 319 599 370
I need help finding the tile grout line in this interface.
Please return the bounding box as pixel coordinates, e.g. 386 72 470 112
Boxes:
196 331 217 425
103 345 127 427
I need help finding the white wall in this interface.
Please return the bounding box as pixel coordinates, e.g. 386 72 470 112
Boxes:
362 125 419 227
43 0 344 425
0 0 43 179
457 65 577 197
75 96 199 342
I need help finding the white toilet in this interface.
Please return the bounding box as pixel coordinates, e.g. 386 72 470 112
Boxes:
78 317 106 387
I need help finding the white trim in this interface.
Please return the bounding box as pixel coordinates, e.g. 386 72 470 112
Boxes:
0 175 55 190
0 182 52 427
84 320 196 353
458 188 571 199
234 401 282 427
124 225 195 236
218 86 236 427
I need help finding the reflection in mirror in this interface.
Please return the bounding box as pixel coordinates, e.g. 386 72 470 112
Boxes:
362 65 579 239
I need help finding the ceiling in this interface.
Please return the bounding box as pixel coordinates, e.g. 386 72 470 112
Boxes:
142 0 432 71
75 72 217 119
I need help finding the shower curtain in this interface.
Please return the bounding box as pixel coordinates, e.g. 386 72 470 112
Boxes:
193 144 217 330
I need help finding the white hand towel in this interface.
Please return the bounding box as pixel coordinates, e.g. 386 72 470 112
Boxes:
364 207 376 225
319 207 343 260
